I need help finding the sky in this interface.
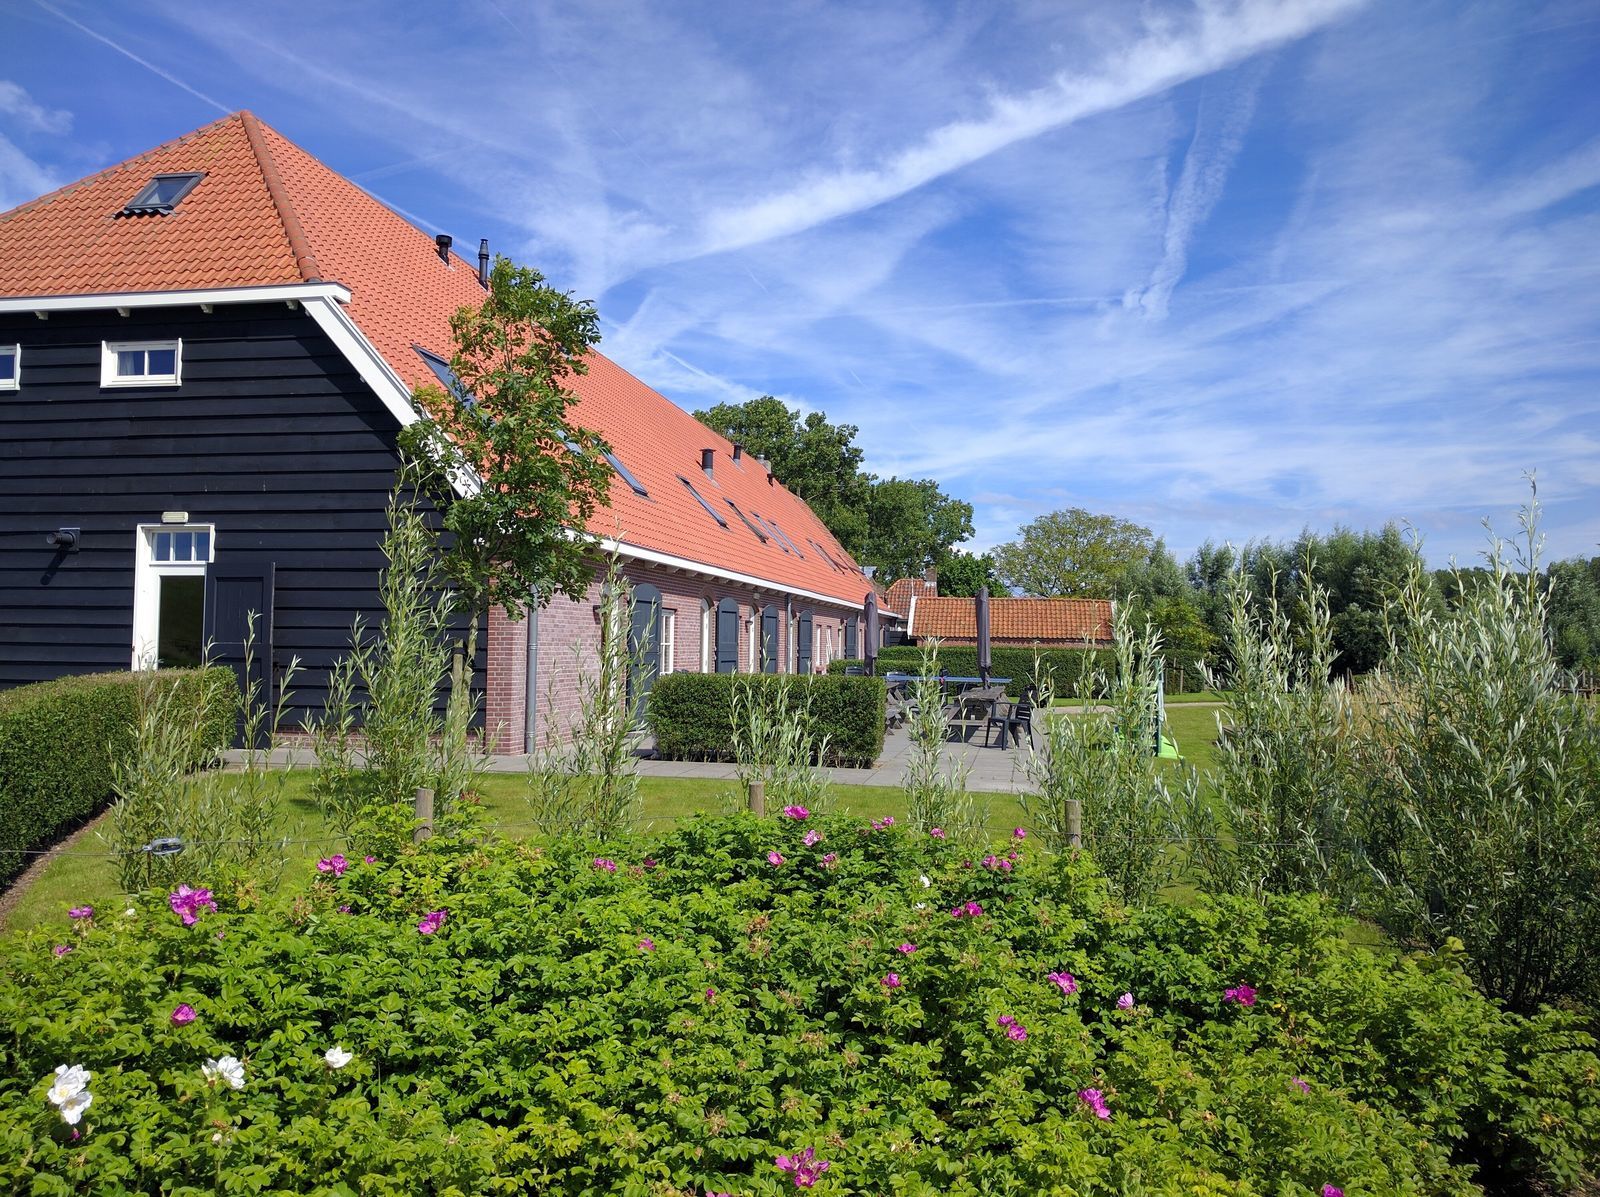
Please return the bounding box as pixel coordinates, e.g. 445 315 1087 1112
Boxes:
4 0 1599 568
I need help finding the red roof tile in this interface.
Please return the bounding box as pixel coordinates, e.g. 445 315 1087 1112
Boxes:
910 596 1113 645
0 114 877 609
885 576 935 616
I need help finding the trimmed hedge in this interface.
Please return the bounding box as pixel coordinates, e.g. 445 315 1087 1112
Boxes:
827 645 1113 694
0 668 235 884
648 673 886 767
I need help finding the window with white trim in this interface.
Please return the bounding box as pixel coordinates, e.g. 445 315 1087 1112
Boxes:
132 523 215 669
103 340 181 388
660 609 677 674
0 345 19 390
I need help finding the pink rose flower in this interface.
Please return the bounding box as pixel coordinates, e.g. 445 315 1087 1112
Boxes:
171 1003 197 1026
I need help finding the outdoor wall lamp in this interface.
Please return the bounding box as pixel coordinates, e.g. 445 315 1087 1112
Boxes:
45 527 80 552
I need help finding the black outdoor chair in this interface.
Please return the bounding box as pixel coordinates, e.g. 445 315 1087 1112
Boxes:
844 666 865 676
985 688 1037 749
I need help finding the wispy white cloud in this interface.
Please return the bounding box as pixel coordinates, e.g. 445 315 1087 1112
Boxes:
33 0 230 114
0 80 71 135
696 0 1365 256
0 131 58 210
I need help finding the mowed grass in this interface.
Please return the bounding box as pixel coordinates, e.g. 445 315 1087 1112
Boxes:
1 773 1030 936
4 705 1225 937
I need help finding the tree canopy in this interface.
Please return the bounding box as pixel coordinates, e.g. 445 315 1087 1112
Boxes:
993 508 1156 598
400 255 613 623
695 396 973 582
937 551 1000 597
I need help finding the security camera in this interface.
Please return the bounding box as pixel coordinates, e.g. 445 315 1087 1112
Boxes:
45 527 80 551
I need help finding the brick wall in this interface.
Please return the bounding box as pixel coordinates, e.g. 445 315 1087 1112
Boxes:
484 556 862 750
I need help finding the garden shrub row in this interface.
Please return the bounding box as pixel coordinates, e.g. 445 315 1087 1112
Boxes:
648 672 886 766
4 815 1595 1193
828 645 1114 694
0 668 235 884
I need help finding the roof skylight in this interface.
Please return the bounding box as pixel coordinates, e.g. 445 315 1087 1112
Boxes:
678 476 728 528
120 173 205 216
725 500 768 542
605 451 649 497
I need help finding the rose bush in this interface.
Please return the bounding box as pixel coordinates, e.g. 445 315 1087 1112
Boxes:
0 814 1595 1195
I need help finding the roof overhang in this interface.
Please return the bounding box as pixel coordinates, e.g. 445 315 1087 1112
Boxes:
597 533 875 612
0 281 352 314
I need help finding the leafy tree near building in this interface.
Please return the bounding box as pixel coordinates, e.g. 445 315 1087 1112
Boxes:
1546 556 1600 673
993 508 1158 598
400 255 615 630
862 477 974 583
936 551 1000 597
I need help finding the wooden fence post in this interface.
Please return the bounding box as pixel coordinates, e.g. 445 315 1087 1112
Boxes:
414 787 434 844
748 779 766 818
1066 798 1082 850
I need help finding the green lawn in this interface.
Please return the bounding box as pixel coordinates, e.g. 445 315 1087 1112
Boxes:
1 773 1031 936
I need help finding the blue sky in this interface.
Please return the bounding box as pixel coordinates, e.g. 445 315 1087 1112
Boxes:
5 0 1599 567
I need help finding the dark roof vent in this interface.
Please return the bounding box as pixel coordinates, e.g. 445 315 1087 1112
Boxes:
477 238 490 288
732 444 744 463
435 233 453 262
120 172 205 217
701 448 715 479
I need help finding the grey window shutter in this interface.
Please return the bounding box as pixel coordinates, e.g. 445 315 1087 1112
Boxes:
761 604 780 673
797 612 813 674
716 598 740 673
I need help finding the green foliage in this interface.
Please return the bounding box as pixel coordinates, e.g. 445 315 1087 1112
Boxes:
1021 611 1188 904
0 667 232 885
900 642 983 840
730 673 833 815
1176 567 1363 905
110 624 302 894
994 508 1156 598
525 555 645 837
400 255 611 622
862 477 974 583
934 551 999 597
1354 509 1600 1012
829 645 1112 695
649 673 885 767
1546 555 1600 672
2 821 1595 1194
307 478 483 841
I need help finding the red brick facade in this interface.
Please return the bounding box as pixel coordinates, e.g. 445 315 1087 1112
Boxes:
484 556 860 751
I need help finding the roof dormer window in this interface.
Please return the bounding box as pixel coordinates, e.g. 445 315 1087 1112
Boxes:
120 172 205 216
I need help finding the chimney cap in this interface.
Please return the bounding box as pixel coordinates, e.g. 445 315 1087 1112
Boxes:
732 444 744 461
700 447 715 477
435 233 453 262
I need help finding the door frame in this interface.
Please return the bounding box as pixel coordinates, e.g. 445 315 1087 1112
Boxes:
131 522 215 668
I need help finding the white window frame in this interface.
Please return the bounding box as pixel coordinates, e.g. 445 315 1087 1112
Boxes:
748 608 759 673
660 609 677 674
700 598 713 672
0 344 18 391
132 523 214 668
103 339 182 388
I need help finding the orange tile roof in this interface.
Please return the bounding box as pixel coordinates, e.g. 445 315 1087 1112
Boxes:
910 596 1114 645
0 113 877 609
885 576 935 616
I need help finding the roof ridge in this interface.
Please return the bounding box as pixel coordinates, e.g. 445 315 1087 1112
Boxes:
0 110 244 226
239 112 322 283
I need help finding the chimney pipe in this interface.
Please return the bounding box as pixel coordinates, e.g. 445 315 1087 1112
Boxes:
477 238 490 287
732 444 744 463
435 233 453 262
700 448 715 478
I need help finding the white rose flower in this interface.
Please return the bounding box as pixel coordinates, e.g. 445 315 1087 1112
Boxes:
46 1064 91 1106
202 1056 246 1090
914 901 927 911
323 1045 353 1070
57 1088 92 1125
124 907 138 918
919 875 931 888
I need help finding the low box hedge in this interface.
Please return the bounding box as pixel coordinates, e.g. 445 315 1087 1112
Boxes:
648 673 886 767
827 645 1113 694
0 668 236 884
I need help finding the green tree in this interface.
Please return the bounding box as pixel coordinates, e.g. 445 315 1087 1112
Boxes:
993 508 1155 597
936 551 1000 597
1547 556 1600 672
693 396 871 553
863 477 974 583
401 255 614 630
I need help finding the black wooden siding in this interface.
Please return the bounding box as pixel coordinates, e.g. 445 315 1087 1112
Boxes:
0 302 481 724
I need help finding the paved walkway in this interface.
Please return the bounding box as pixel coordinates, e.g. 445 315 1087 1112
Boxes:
223 726 1038 793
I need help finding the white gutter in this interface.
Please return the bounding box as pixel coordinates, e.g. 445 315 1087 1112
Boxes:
0 282 352 314
596 534 871 613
